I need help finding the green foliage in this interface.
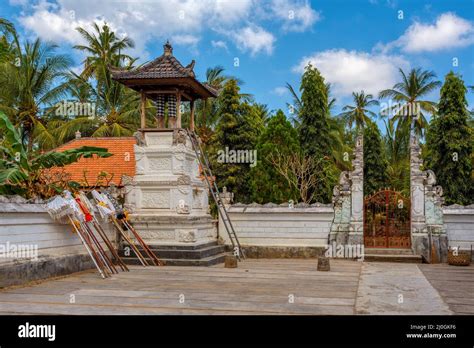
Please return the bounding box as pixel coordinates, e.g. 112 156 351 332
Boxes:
425 72 473 205
379 68 440 138
297 64 337 203
383 120 410 194
211 80 262 203
0 27 72 150
340 91 379 130
298 64 330 157
364 120 389 195
0 112 111 198
250 110 300 203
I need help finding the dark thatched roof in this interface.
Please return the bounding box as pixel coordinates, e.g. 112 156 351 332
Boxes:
110 41 217 99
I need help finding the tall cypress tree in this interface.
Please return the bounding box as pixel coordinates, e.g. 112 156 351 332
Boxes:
299 64 331 157
250 110 300 203
425 72 473 205
298 64 336 203
364 119 389 195
212 80 261 203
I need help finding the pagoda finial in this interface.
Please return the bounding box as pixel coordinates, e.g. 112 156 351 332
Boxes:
164 40 173 56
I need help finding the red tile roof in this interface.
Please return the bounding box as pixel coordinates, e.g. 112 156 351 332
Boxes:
53 137 136 187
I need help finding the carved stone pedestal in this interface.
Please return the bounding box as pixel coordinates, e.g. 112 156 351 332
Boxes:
124 129 216 246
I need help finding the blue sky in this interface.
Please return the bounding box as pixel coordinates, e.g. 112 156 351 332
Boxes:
2 0 474 120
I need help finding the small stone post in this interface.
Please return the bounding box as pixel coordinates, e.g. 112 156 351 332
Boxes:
317 256 330 271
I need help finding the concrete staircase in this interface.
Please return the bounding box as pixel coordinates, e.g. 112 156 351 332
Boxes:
364 248 423 263
119 241 228 266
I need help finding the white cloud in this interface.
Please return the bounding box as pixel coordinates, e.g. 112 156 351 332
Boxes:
387 13 474 53
172 34 200 46
270 0 320 32
293 49 409 98
272 87 288 96
14 0 321 58
211 40 228 51
213 0 253 24
19 9 87 44
230 25 275 56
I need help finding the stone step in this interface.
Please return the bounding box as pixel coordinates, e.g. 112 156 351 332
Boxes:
122 253 227 267
364 254 423 263
365 248 414 255
119 244 225 260
141 241 219 251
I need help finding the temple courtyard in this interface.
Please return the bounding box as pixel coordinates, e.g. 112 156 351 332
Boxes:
0 259 472 315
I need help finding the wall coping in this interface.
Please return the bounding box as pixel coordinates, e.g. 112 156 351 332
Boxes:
227 202 334 214
442 204 474 215
0 202 47 213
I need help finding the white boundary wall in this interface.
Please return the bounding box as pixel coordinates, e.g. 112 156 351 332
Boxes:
0 202 115 265
218 203 334 247
443 205 474 251
219 203 474 252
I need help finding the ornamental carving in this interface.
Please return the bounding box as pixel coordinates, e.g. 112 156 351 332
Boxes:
173 129 188 145
149 157 171 171
141 190 170 209
177 175 191 185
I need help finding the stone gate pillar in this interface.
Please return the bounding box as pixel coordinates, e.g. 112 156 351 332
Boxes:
410 132 448 262
330 133 364 247
410 133 428 256
349 134 364 245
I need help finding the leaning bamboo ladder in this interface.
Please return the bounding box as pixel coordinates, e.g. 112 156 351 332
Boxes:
186 129 245 261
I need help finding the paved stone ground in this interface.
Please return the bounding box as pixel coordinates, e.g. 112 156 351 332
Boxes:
356 262 452 315
420 264 474 315
0 259 470 315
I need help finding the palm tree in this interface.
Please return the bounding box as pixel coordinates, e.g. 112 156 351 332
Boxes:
0 18 15 63
47 24 142 145
379 68 441 137
339 91 379 130
0 25 72 150
48 72 142 143
196 66 229 131
74 23 134 85
383 120 410 194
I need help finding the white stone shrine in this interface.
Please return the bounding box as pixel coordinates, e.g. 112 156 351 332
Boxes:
124 129 216 246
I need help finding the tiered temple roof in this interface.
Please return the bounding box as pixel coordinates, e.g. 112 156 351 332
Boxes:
110 41 217 101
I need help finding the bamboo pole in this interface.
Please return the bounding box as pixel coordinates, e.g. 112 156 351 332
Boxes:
83 222 117 275
123 220 162 266
68 216 106 279
111 218 149 266
92 219 129 272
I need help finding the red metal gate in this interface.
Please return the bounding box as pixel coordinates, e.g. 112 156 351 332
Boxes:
363 189 411 248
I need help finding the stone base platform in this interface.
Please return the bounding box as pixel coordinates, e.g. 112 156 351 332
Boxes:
0 253 96 288
127 214 217 246
119 241 227 266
